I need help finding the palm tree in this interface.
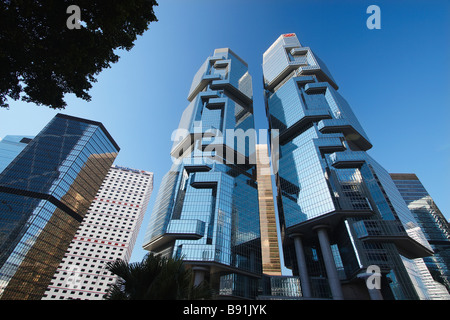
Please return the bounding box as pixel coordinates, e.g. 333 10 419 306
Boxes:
104 253 211 300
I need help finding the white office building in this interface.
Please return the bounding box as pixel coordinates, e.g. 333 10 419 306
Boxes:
42 165 153 300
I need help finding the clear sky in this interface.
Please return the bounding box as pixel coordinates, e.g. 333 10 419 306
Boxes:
0 0 449 264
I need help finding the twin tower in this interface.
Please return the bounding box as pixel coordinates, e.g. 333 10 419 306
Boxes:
143 34 432 300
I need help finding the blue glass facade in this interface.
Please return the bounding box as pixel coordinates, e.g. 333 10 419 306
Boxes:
0 135 34 174
0 114 119 299
391 173 450 298
263 34 433 300
143 49 261 299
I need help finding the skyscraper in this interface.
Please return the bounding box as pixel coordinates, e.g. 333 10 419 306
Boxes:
143 48 262 299
42 165 153 300
263 33 433 300
0 114 119 300
390 173 450 299
0 135 34 174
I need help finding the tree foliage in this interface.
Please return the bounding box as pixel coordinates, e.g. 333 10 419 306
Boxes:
0 0 158 109
104 253 212 300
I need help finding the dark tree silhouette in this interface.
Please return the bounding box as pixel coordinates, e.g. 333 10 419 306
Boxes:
0 0 158 109
104 253 212 300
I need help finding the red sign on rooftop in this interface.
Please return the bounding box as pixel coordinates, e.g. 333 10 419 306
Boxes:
283 33 295 37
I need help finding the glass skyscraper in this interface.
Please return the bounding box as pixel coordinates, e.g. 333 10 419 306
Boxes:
143 48 262 299
391 173 450 299
0 114 119 299
263 33 434 300
0 135 34 174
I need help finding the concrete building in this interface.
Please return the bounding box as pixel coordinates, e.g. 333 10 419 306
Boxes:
42 165 153 300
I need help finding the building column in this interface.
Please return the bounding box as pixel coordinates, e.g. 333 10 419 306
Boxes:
290 233 312 298
313 225 344 300
192 266 209 287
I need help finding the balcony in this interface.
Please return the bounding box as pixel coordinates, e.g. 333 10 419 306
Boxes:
190 171 220 188
304 82 328 94
144 219 206 251
187 74 222 102
318 119 373 151
205 97 226 110
352 219 433 259
167 219 206 239
210 79 253 106
328 151 367 169
314 136 346 154
214 60 229 68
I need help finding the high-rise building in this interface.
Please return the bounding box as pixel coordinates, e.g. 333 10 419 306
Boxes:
0 114 119 300
143 48 262 299
262 33 434 300
0 135 34 174
390 173 450 299
42 165 153 300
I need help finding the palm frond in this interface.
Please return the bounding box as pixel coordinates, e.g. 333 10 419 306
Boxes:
104 253 212 300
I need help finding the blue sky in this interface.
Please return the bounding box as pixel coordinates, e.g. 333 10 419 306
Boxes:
0 0 448 264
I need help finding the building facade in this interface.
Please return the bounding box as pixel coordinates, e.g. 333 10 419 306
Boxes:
263 33 433 300
0 114 119 300
0 135 34 174
42 165 153 300
256 144 282 276
391 173 450 299
256 144 306 299
143 48 262 299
